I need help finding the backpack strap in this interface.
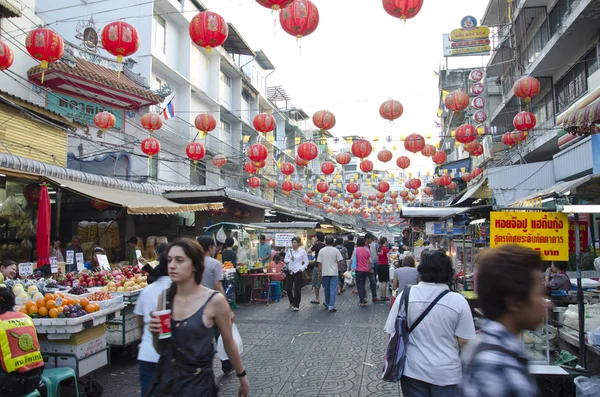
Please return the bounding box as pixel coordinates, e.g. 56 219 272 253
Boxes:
409 289 450 333
396 285 412 318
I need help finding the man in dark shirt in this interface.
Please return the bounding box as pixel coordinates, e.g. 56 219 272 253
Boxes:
221 237 238 265
401 228 411 253
65 235 84 272
343 234 355 259
309 232 326 304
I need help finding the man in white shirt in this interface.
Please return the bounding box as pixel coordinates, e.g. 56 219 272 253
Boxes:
284 237 309 311
197 236 225 295
317 236 344 312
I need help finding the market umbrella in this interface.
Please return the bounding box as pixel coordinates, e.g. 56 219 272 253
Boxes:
36 182 51 268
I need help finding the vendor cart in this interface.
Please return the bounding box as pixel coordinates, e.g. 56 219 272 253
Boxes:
105 290 142 353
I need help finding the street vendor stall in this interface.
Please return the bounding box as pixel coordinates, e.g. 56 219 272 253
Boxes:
249 222 320 251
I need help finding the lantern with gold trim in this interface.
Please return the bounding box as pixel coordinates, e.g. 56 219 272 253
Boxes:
189 11 228 54
25 28 64 84
101 21 140 77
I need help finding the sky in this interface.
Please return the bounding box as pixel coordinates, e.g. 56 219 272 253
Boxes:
203 0 490 173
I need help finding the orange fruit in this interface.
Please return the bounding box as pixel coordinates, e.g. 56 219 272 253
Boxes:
57 306 64 314
44 293 54 302
49 308 59 318
80 298 89 308
92 304 100 312
25 301 36 310
63 297 72 306
71 298 80 306
46 300 57 309
19 307 28 314
56 292 64 299
28 305 38 315
85 305 95 314
38 307 48 317
36 298 46 309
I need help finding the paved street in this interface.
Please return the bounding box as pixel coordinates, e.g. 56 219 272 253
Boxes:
62 287 401 397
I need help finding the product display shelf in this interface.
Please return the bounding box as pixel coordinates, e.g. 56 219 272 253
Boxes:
105 303 142 348
33 304 125 339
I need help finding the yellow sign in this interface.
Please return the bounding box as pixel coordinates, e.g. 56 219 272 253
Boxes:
490 212 569 260
451 45 491 55
450 26 490 41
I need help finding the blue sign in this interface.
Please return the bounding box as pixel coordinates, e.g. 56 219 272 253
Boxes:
432 222 465 236
461 16 478 29
592 134 600 174
47 92 124 131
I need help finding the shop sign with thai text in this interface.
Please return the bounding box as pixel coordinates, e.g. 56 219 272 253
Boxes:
490 211 569 260
568 220 588 253
47 92 124 130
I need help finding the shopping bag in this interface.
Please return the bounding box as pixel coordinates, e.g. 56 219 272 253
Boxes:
216 323 244 360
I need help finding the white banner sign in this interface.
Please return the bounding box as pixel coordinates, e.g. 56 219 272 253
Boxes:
275 233 296 247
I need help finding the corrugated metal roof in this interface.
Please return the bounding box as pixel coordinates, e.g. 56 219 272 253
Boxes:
510 173 600 206
553 136 593 181
0 0 21 17
487 161 555 190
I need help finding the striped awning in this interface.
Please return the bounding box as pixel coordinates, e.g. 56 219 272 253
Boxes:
0 0 22 18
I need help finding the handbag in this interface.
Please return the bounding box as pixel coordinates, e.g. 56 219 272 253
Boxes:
351 253 357 270
216 323 244 360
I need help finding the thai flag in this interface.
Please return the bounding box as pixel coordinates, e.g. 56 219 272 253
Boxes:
163 97 175 120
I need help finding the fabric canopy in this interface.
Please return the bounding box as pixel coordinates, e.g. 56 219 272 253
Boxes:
454 177 488 206
46 176 223 215
561 97 600 133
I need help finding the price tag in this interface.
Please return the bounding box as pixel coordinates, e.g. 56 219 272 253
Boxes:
136 249 143 260
76 253 85 271
97 254 111 271
50 257 58 274
66 250 74 265
18 263 33 277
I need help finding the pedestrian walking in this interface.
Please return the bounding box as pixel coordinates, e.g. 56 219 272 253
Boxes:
392 256 419 293
353 237 378 306
284 237 309 311
384 250 475 396
308 232 326 305
317 236 344 313
335 237 348 294
377 237 390 301
459 245 550 397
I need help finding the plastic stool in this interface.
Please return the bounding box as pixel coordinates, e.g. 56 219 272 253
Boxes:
42 367 79 397
23 390 41 397
269 281 281 302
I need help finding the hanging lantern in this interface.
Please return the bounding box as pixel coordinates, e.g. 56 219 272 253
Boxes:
377 181 390 193
367 194 376 201
186 142 206 163
411 188 420 195
376 192 385 199
141 137 160 158
195 113 217 134
351 139 372 159
268 179 278 188
382 0 424 21
502 131 516 147
327 190 337 198
432 151 446 165
25 28 64 84
390 191 399 199
101 21 140 77
297 141 319 161
293 181 303 191
379 99 404 121
323 196 331 204
312 110 336 131
282 180 293 192
463 141 479 153
447 182 457 190
248 143 268 164
141 113 163 133
280 0 320 40
321 161 335 175
306 191 315 198
360 159 374 173
280 162 295 175
93 111 116 135
253 112 277 134
472 167 484 179
346 183 359 194
256 0 294 11
211 154 227 168
0 41 14 71
513 76 540 103
249 177 261 188
409 179 421 189
423 186 433 196
244 161 257 174
420 144 436 157
439 174 453 186
295 155 309 167
433 177 441 186
400 190 409 198
462 172 472 182
511 130 527 143
255 160 266 169
302 195 310 204
336 152 351 165
471 143 484 157
377 149 393 163
444 90 469 112
189 11 228 54
455 124 477 144
513 111 536 131
404 133 425 153
353 192 362 199
91 199 109 211
396 156 410 169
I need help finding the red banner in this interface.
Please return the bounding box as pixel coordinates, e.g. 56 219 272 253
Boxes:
568 220 588 253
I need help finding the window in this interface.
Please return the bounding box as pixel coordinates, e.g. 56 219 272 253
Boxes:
220 71 231 87
190 161 206 185
220 120 231 134
242 91 251 103
155 77 162 90
555 46 598 113
149 156 158 181
153 12 166 54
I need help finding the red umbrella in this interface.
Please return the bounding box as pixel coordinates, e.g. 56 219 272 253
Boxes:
36 183 51 268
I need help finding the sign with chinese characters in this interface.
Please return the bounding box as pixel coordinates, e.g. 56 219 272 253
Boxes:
47 92 124 130
472 97 485 109
490 212 569 260
469 69 484 82
443 17 491 57
568 220 588 253
470 83 485 96
473 110 488 123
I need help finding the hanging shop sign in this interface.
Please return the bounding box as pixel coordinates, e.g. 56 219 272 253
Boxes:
470 83 485 96
469 69 484 82
473 110 488 123
47 92 124 131
443 16 491 57
568 220 588 253
490 211 569 260
275 233 297 247
472 97 485 109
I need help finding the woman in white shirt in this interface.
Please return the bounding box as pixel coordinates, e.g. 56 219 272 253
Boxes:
284 237 309 311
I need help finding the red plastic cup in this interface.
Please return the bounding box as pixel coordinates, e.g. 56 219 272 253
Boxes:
154 309 172 339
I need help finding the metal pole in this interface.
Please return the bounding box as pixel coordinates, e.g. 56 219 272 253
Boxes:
55 188 62 238
575 212 586 368
590 214 597 257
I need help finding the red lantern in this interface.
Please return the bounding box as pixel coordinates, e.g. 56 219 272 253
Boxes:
502 132 516 147
353 192 362 199
244 161 257 174
186 142 206 163
295 155 309 167
455 124 477 144
377 181 390 193
306 191 315 198
368 194 376 201
91 199 109 211
189 11 228 54
312 110 336 131
141 113 163 133
433 177 441 186
317 181 329 193
423 186 433 196
444 90 469 112
379 99 404 121
293 182 303 191
328 190 337 198
94 111 116 133
447 182 457 190
377 150 393 163
400 190 409 198
25 28 64 84
511 130 527 143
376 192 385 199
212 154 227 168
351 140 372 159
439 174 452 186
513 111 536 131
280 0 320 39
253 113 277 134
463 141 479 153
256 0 293 11
297 141 319 161
360 159 374 173
404 133 425 153
420 144 436 157
346 183 359 194
472 167 483 179
282 180 293 192
323 196 331 204
321 161 335 175
382 0 424 21
462 172 472 182
248 143 268 164
249 177 261 188
255 160 266 169
336 152 351 165
308 199 315 207
411 188 420 195
317 203 324 209
268 180 278 189
101 21 140 73
195 113 217 133
471 143 484 157
302 195 310 204
390 191 399 199
432 151 446 165
396 156 410 169
280 162 295 175
513 76 540 103
0 41 14 71
141 137 160 158
409 179 421 189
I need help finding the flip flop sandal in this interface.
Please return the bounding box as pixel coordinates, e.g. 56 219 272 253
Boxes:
310 300 320 304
